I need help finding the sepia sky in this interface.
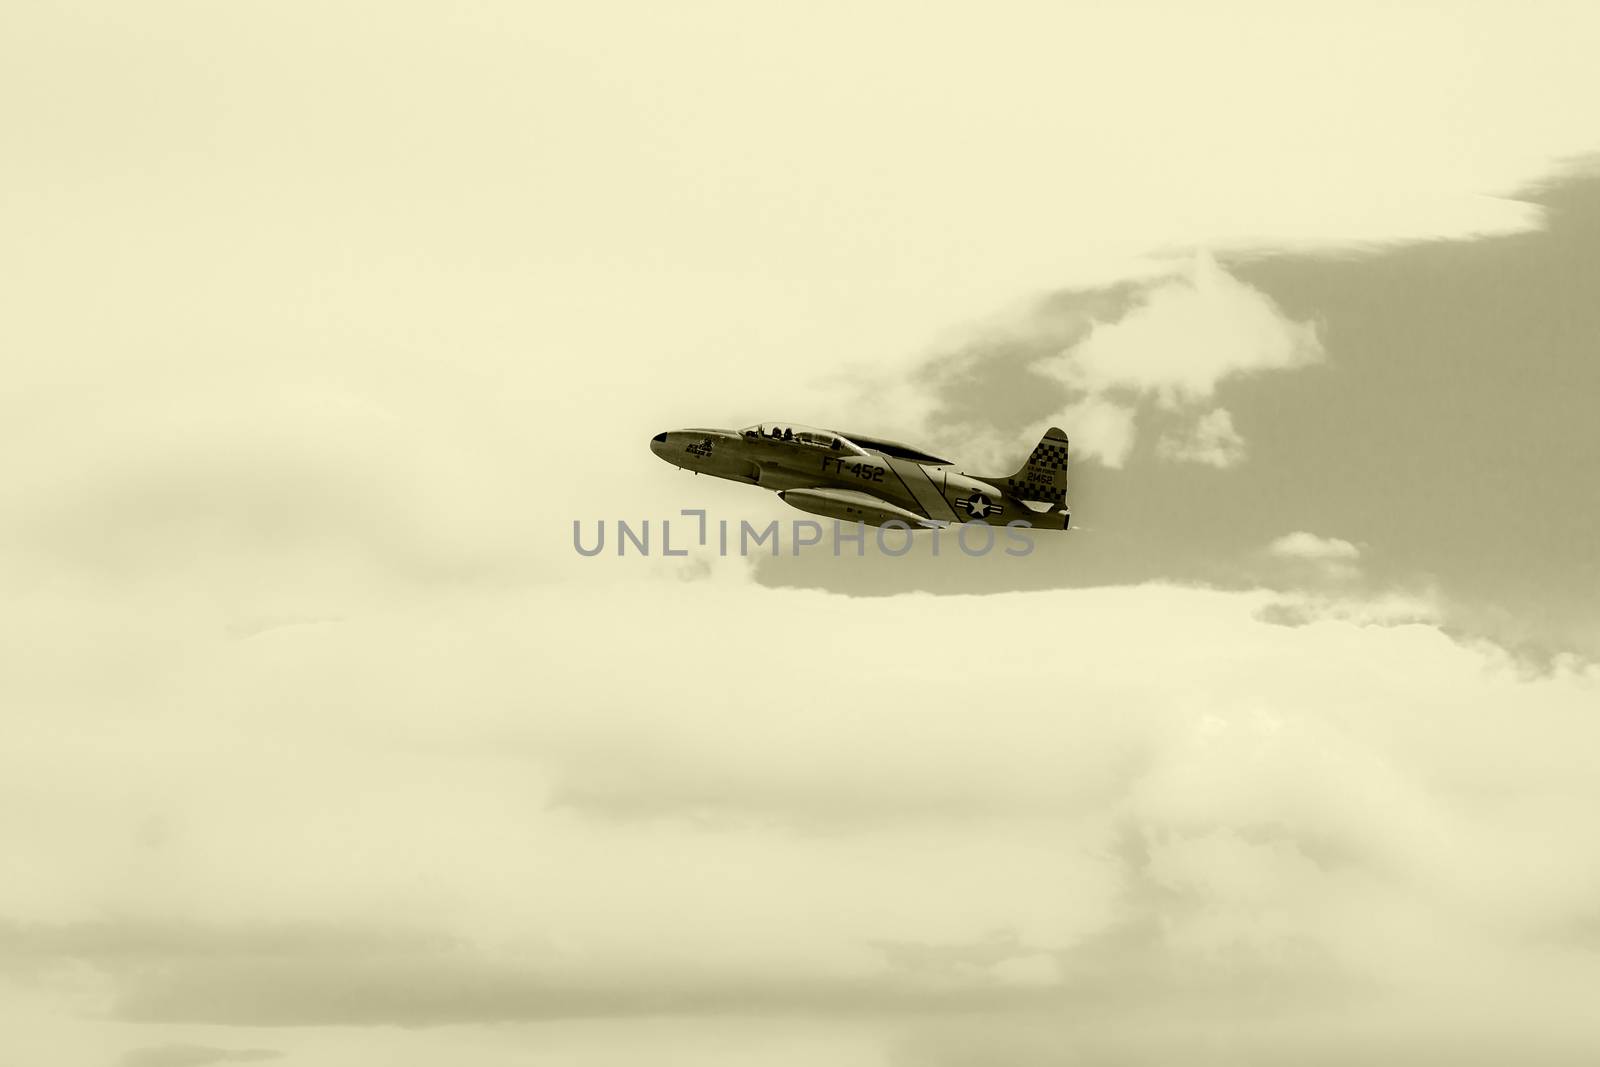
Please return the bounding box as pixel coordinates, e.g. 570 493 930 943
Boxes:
4 3 1600 1065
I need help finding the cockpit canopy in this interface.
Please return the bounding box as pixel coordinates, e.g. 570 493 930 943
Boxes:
741 423 868 456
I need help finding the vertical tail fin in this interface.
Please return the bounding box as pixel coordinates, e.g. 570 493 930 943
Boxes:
991 427 1069 505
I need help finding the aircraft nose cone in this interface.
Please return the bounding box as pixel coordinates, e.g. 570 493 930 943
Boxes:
650 431 671 459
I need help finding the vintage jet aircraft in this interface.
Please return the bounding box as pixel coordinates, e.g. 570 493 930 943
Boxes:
649 422 1070 529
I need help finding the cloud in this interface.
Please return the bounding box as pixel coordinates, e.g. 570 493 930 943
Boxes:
0 915 1073 1026
0 386 551 625
6 571 1600 1062
901 253 1324 476
1263 531 1366 585
120 1046 281 1067
1268 531 1362 561
1256 589 1439 629
1156 407 1247 468
1024 250 1321 467
1052 396 1138 469
1054 250 1324 409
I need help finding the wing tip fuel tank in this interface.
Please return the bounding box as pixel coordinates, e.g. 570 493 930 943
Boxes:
777 488 937 528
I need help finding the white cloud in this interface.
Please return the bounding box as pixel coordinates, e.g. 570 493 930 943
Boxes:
6 577 1600 1062
1268 532 1362 561
1053 251 1323 409
1052 396 1139 470
901 259 1318 475
991 253 1325 467
1157 407 1248 468
1256 589 1441 629
120 1046 281 1067
1264 532 1367 585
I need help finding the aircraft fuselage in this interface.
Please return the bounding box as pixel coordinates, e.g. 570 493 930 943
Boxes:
649 424 1068 529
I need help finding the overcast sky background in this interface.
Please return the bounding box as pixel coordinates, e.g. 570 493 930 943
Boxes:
4 3 1600 1066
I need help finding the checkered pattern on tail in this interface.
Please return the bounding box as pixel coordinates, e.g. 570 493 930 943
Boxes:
1001 429 1069 505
